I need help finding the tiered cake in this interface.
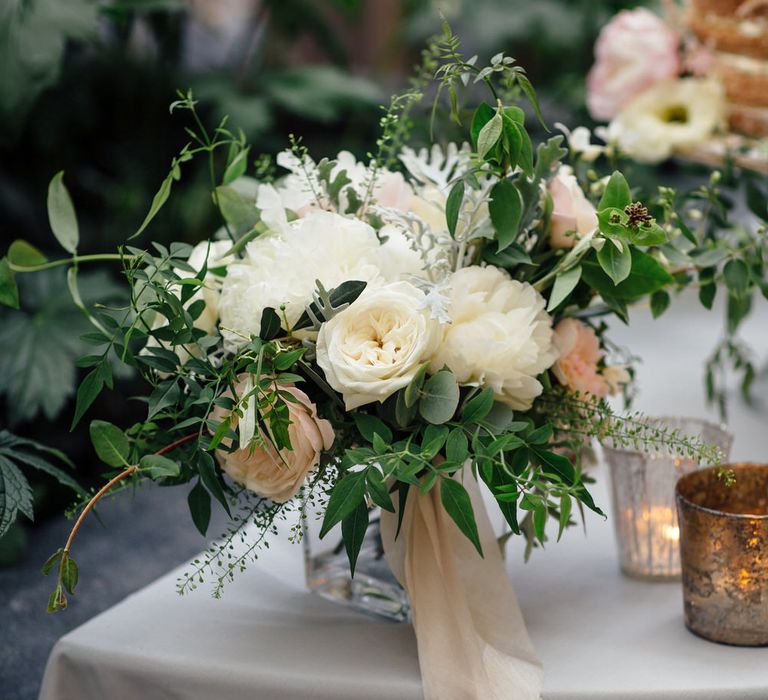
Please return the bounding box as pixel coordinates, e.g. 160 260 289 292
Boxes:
688 0 768 137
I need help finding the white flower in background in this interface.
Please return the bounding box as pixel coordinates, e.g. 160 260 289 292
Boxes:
315 281 443 410
586 7 680 121
606 78 726 163
429 266 558 410
555 123 605 162
547 165 599 250
218 211 425 351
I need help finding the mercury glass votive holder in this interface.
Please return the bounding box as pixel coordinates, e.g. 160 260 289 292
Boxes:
603 417 733 581
677 464 768 646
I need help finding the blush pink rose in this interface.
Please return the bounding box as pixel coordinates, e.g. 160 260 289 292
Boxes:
211 379 334 502
548 166 598 249
552 319 609 398
586 8 680 121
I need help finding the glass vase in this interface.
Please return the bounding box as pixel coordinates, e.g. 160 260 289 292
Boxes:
302 510 410 622
603 416 732 581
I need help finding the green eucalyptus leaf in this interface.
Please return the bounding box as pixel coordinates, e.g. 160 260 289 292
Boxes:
404 363 429 408
419 371 460 425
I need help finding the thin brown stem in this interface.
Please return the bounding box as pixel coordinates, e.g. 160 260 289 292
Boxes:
61 432 198 555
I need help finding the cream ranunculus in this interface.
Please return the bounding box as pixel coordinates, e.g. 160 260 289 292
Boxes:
315 281 442 410
430 266 558 410
211 379 334 502
218 210 425 352
548 165 599 250
606 78 726 163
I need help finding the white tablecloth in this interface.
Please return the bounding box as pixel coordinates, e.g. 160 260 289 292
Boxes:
39 293 768 700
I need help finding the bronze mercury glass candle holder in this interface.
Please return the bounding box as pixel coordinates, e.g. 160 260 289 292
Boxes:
676 463 768 646
603 417 733 581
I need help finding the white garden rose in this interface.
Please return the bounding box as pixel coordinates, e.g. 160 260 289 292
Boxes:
316 281 443 410
430 266 558 410
606 78 726 163
218 211 425 352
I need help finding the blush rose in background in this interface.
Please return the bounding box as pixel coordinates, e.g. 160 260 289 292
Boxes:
586 8 680 122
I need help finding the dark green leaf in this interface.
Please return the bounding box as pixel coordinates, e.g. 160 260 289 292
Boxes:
532 447 576 484
445 429 469 464
353 414 392 445
61 555 78 595
440 477 483 556
483 242 534 268
366 468 394 512
197 451 231 517
42 548 64 576
558 494 572 541
188 480 211 536
489 180 523 252
293 280 367 331
320 470 367 538
699 283 716 310
47 171 79 253
222 146 250 185
89 420 129 467
71 370 104 429
446 180 465 238
395 481 409 539
342 502 369 577
477 112 503 159
650 290 670 318
147 380 181 420
460 388 494 424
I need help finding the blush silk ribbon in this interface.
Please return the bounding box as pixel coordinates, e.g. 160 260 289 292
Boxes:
380 474 543 700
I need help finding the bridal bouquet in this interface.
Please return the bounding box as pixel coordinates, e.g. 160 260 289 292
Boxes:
0 24 741 700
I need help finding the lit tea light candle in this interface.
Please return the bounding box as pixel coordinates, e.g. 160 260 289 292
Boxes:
603 417 733 581
677 463 768 646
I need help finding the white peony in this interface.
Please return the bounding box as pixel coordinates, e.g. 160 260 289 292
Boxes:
315 281 443 410
429 266 558 410
218 211 425 351
606 78 726 163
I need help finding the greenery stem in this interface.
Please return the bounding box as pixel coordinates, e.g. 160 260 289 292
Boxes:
10 254 133 274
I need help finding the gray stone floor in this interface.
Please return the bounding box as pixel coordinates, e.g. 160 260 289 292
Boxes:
0 482 227 700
